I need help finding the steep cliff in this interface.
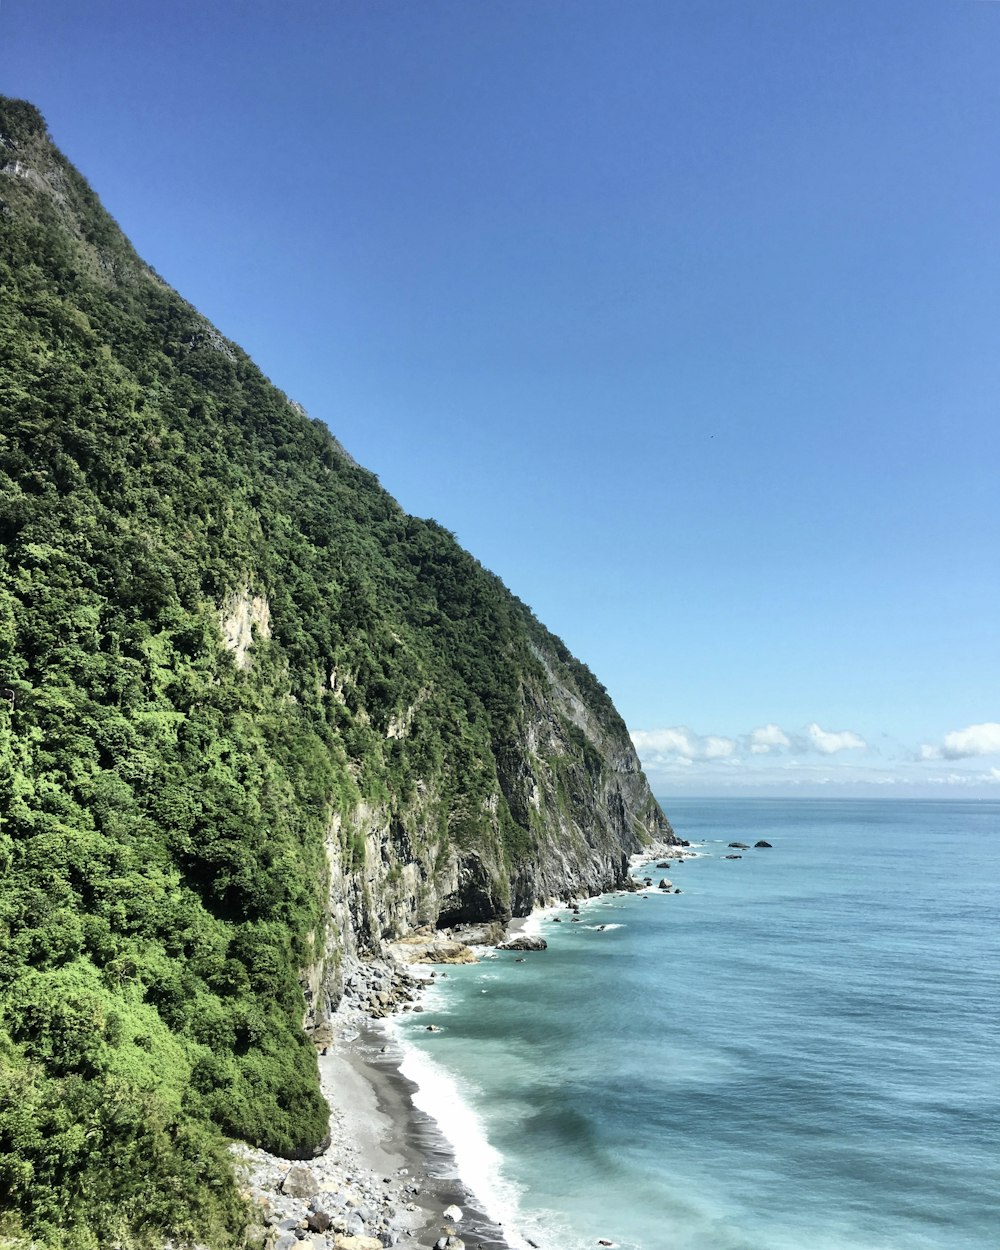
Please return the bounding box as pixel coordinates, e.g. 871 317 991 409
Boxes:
0 98 672 1248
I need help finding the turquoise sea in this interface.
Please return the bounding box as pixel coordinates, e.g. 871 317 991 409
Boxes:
394 799 1000 1250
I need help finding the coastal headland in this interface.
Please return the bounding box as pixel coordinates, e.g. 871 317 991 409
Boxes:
0 95 673 1247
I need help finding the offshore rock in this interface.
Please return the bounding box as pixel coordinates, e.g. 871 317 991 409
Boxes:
498 935 548 952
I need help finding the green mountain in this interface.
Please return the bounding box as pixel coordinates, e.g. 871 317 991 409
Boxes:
0 98 672 1249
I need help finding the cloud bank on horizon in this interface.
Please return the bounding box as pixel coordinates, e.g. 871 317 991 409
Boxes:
631 721 1000 795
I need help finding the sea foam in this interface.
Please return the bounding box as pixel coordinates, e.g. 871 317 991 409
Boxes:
389 1020 543 1250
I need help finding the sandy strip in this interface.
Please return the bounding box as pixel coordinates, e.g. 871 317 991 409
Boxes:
324 1026 516 1249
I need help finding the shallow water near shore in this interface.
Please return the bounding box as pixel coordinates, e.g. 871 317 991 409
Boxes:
395 798 1000 1250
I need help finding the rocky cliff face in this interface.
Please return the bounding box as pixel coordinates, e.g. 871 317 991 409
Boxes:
302 629 673 1036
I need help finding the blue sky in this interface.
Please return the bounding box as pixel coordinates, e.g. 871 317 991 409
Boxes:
5 1 998 796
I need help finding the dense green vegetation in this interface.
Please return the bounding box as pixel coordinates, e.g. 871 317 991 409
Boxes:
0 98 653 1248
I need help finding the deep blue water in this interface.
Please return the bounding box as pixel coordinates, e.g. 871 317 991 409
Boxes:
396 799 1000 1250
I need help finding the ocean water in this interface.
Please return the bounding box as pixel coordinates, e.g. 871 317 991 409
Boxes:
393 799 1000 1250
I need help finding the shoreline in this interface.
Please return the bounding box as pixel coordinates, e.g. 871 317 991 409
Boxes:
236 840 687 1249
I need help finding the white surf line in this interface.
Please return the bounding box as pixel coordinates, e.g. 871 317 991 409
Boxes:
387 1017 547 1250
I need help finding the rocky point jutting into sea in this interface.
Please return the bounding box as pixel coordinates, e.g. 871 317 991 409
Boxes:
0 96 672 1249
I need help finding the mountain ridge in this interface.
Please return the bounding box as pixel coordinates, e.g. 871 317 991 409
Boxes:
0 97 672 1248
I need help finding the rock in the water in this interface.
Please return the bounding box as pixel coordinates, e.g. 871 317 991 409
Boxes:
724 854 742 860
281 1165 320 1199
656 861 671 868
658 879 672 890
498 934 547 952
755 840 773 848
729 842 750 849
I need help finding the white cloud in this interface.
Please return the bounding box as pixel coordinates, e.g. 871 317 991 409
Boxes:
805 722 867 754
629 719 1000 794
630 726 737 762
748 723 791 754
938 722 1000 760
632 721 868 767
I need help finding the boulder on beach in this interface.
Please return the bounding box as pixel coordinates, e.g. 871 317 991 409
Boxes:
755 840 773 848
335 1237 384 1250
498 934 548 952
443 1203 463 1221
281 1165 319 1199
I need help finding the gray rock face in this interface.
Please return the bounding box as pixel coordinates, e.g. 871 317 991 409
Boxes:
300 632 675 1039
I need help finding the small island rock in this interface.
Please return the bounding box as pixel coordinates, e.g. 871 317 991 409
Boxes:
498 934 548 952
